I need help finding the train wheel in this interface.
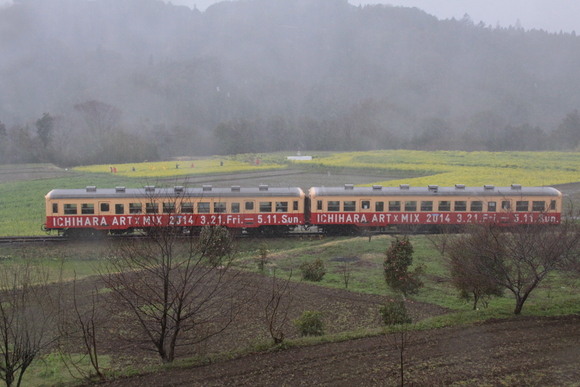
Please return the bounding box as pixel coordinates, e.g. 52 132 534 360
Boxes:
244 227 261 236
64 228 107 239
228 228 243 237
323 225 358 236
261 226 289 236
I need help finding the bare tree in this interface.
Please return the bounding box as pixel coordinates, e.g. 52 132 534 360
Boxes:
101 225 249 363
446 248 503 310
58 275 107 381
385 324 417 387
74 100 122 135
35 112 54 150
0 264 60 387
446 216 580 315
263 269 296 345
425 224 461 256
338 262 353 289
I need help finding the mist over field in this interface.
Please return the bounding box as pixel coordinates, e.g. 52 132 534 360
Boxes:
1 0 580 166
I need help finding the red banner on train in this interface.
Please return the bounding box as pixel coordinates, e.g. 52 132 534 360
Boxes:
312 212 560 225
47 213 305 229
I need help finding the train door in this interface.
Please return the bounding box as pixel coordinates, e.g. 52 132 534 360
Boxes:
360 198 375 228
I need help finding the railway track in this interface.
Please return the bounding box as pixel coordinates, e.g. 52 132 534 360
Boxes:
0 228 421 244
0 235 69 244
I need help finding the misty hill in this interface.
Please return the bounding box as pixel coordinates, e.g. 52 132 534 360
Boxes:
1 0 580 165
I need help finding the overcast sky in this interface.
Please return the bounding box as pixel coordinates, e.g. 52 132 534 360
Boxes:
170 0 578 33
0 0 576 33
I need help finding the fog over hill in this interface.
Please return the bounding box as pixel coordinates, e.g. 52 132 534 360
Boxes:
1 0 580 164
161 0 580 34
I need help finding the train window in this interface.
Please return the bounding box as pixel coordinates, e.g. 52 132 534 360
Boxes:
470 201 483 212
64 204 77 215
454 201 467 212
214 202 227 213
420 201 433 211
130 203 142 214
532 201 545 212
52 203 58 214
260 202 272 212
101 203 110 212
328 201 340 211
115 204 124 215
488 202 497 212
245 202 254 211
163 203 176 213
231 203 240 213
361 201 370 210
516 201 529 211
146 203 159 214
276 202 288 212
376 201 384 211
344 201 356 211
438 201 451 211
404 201 417 211
81 204 95 215
551 200 557 210
181 203 194 213
389 201 401 211
502 201 511 210
317 200 323 210
198 202 210 214
293 201 299 211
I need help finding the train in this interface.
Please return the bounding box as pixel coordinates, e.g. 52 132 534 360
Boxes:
43 184 563 237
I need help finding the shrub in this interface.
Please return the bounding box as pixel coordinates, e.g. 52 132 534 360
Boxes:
199 226 233 266
384 237 423 296
379 299 413 326
300 259 325 281
256 243 269 272
295 310 324 337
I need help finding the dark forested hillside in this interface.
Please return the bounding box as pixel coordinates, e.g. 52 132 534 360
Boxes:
1 0 580 165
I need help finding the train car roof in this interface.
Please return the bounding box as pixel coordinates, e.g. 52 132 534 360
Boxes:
309 184 562 197
46 185 304 200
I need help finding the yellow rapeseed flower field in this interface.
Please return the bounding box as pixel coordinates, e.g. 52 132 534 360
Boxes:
74 150 580 188
288 150 580 187
74 157 286 178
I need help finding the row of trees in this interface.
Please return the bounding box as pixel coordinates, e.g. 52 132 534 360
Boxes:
213 109 580 155
3 104 579 167
425 215 580 315
444 219 580 314
3 0 580 139
0 101 159 166
384 216 580 315
384 215 580 318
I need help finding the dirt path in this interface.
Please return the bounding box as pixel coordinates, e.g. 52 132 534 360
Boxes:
92 315 580 386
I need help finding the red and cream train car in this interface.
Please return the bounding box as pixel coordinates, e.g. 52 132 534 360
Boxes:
44 185 306 237
308 184 562 234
